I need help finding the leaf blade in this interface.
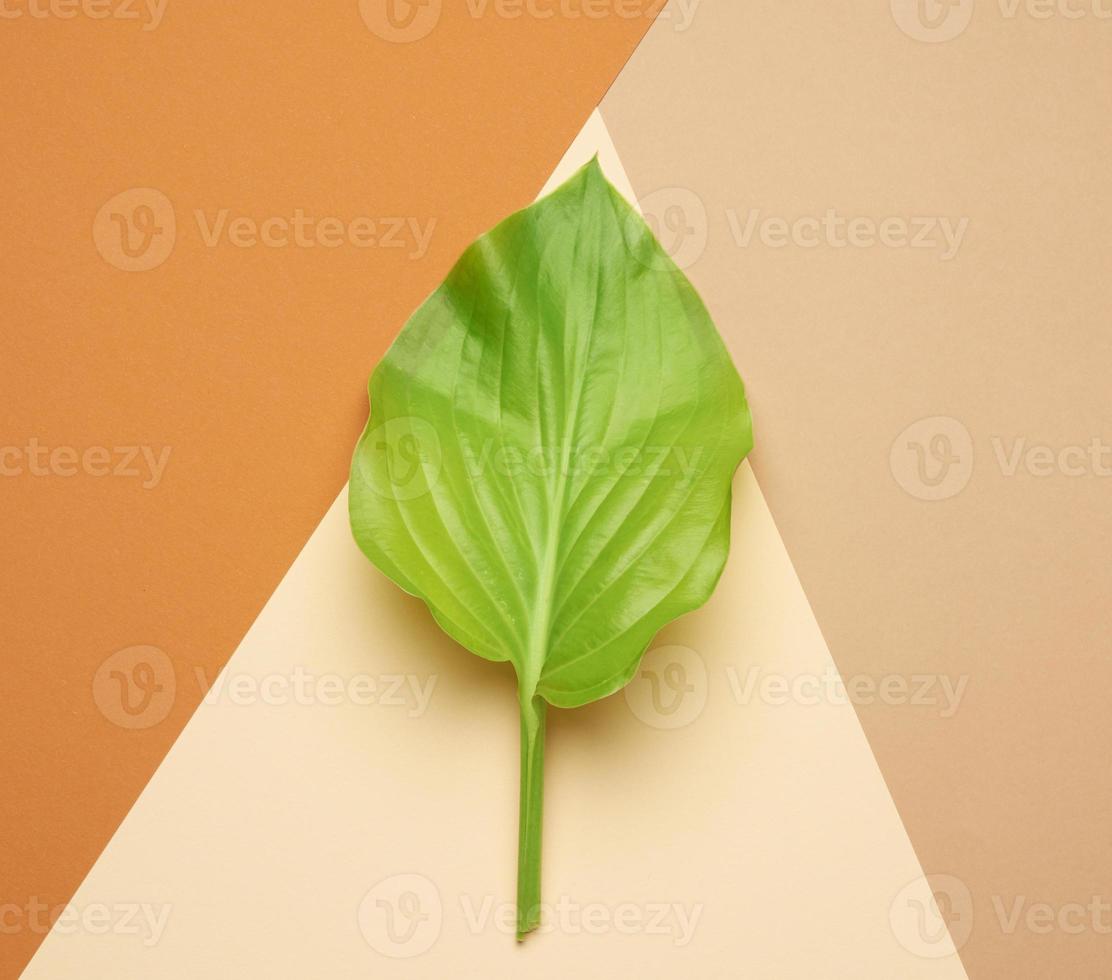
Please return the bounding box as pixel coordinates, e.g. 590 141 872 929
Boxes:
350 158 752 702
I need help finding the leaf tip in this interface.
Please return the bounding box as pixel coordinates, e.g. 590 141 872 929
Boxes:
580 153 605 183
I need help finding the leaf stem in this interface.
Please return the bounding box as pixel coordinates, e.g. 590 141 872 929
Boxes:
516 693 546 940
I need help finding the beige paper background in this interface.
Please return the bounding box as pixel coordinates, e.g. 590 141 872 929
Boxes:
21 114 968 980
600 4 1112 977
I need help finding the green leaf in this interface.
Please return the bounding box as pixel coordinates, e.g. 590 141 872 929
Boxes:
350 157 752 939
